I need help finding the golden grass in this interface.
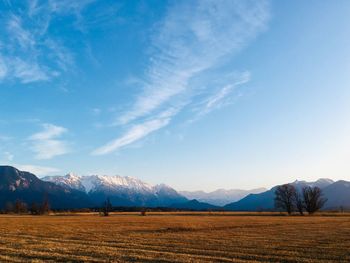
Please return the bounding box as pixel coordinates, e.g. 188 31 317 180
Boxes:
0 213 349 262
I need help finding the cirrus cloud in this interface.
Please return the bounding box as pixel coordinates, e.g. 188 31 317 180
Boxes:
94 0 270 155
29 123 70 160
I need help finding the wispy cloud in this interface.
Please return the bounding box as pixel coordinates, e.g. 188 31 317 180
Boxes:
12 58 51 83
14 164 59 176
0 56 7 80
0 13 54 83
118 0 269 125
195 71 251 118
0 0 98 84
95 0 270 155
0 14 51 83
29 123 66 140
45 39 74 72
48 0 95 13
7 14 36 50
93 108 177 155
29 124 70 159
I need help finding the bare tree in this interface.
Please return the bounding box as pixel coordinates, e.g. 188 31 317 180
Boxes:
14 199 28 214
140 209 147 216
40 194 50 214
30 202 40 215
274 184 296 215
294 190 304 215
102 198 112 216
302 186 327 214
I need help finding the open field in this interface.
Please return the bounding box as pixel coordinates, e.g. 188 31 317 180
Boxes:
0 213 349 262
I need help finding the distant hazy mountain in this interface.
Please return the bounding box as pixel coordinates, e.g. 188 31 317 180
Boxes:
224 188 276 211
43 173 187 207
170 199 220 211
322 180 350 209
224 178 347 211
0 166 91 209
180 188 266 206
291 178 335 190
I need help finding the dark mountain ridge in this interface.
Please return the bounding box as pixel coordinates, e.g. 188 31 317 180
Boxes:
0 166 91 209
170 199 221 211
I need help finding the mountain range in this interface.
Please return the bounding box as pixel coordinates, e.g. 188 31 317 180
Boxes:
0 166 91 209
180 188 266 206
0 165 349 211
224 178 350 211
42 173 187 207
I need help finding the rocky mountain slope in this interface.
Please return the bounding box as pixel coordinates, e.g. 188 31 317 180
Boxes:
0 166 91 209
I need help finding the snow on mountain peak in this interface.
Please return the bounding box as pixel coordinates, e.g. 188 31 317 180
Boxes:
43 173 157 193
292 178 334 189
66 172 80 179
43 173 85 191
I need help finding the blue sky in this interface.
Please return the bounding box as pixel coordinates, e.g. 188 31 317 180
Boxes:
0 0 350 191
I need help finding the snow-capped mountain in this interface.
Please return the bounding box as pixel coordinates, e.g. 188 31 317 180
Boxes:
180 188 267 206
43 173 85 192
42 173 187 207
43 173 154 193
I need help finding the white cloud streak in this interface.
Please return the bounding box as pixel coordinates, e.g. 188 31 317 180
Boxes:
12 58 50 83
7 14 36 50
29 124 70 159
29 123 67 140
199 71 251 116
95 0 270 155
93 108 178 155
14 164 60 176
93 119 168 155
0 14 51 83
45 39 75 72
118 0 270 125
0 0 97 84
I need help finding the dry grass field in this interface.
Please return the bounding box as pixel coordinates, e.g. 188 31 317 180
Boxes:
0 213 349 262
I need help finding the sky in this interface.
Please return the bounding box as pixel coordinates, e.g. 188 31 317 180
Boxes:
0 0 350 191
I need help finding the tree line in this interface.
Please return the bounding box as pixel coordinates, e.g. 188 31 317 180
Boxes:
275 184 327 215
1 197 50 215
1 188 328 215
